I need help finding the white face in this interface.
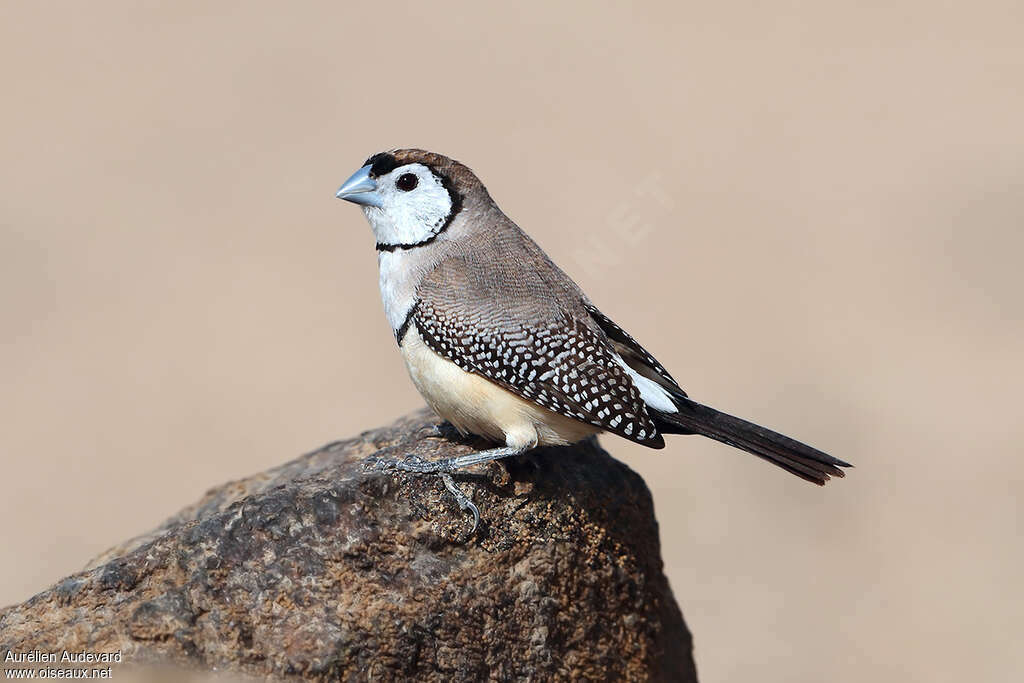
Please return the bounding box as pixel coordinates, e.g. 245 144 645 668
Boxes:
363 163 454 246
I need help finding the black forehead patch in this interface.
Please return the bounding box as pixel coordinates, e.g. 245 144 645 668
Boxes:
364 152 398 178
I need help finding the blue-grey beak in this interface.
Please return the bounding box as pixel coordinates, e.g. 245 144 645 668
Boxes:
335 165 383 207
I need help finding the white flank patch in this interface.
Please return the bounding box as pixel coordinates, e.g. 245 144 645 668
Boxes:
614 356 678 413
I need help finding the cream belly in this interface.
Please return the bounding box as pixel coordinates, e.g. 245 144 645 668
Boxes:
400 327 600 449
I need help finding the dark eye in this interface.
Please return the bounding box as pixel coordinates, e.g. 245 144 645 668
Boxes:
396 173 418 192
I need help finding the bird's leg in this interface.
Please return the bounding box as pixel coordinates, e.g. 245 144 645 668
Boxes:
441 473 479 531
375 444 530 533
385 445 527 473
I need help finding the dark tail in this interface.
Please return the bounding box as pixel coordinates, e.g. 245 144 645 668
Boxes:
652 396 852 485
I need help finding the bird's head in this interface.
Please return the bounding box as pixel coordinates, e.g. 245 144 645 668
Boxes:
336 149 480 249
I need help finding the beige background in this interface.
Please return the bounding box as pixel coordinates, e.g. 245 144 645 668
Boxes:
2 1 1022 680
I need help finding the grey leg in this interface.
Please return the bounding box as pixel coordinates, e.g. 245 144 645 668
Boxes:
441 473 480 532
376 444 530 532
386 445 527 474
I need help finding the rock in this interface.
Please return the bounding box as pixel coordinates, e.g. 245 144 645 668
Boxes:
0 409 697 681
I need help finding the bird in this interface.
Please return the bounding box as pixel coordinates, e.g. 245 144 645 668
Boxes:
335 149 850 529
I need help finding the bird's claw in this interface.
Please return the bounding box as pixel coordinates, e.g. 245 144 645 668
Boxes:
374 454 433 472
426 421 466 443
374 455 480 533
441 472 480 533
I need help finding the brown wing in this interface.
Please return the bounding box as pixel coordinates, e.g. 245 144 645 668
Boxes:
413 253 664 447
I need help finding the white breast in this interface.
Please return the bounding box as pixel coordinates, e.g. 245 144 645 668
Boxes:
377 250 419 331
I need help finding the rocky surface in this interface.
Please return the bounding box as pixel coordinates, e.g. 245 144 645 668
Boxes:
0 409 696 681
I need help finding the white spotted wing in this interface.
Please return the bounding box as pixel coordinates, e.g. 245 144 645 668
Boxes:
413 253 664 447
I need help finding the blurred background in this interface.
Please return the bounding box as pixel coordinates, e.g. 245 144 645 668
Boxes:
1 1 1021 680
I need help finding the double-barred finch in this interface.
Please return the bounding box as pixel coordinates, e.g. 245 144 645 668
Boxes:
336 149 851 528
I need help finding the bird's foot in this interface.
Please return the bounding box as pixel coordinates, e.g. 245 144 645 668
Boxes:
372 455 479 532
373 444 526 533
376 453 457 474
424 421 472 444
441 472 480 532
